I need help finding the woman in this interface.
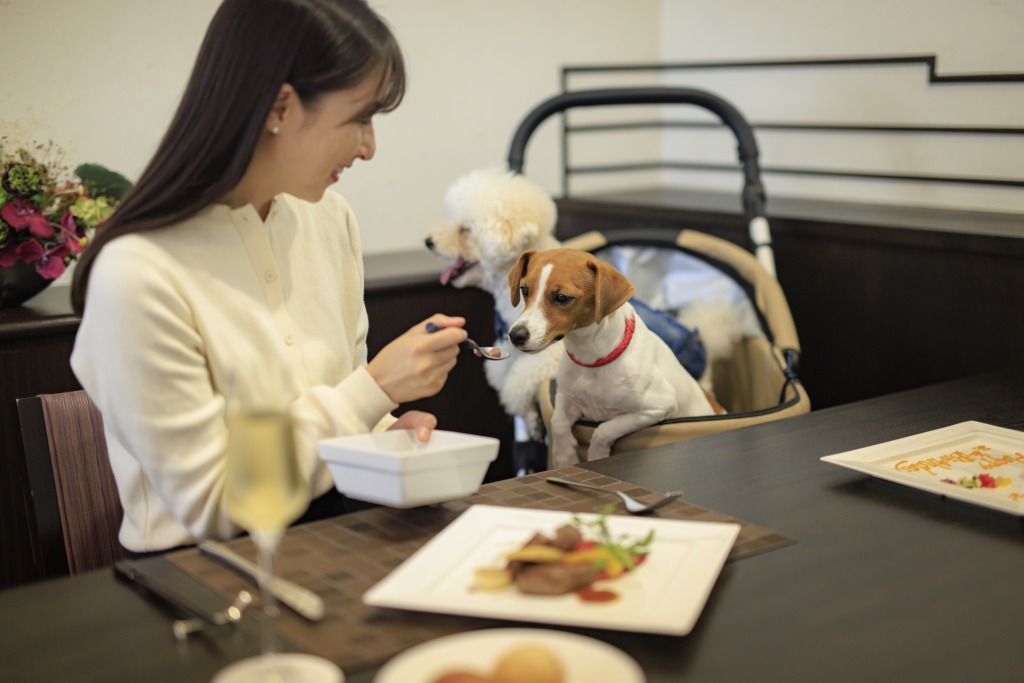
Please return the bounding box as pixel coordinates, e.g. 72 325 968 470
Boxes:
70 0 468 553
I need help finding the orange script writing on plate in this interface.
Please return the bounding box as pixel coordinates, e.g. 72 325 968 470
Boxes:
893 445 1024 476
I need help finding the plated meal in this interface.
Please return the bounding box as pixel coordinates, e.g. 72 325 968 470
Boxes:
821 421 1024 515
363 505 740 635
472 509 653 602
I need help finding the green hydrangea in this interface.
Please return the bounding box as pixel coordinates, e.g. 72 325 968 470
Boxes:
4 163 43 197
71 196 115 229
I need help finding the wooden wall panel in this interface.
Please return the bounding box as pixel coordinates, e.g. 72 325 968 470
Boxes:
556 191 1024 409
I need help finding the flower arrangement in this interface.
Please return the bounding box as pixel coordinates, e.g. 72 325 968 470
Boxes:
0 139 130 280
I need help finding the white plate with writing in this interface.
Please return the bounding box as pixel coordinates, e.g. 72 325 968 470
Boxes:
374 627 644 683
821 421 1024 515
363 504 739 636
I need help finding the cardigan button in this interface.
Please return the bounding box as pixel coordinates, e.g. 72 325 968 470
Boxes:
265 270 277 283
284 335 295 345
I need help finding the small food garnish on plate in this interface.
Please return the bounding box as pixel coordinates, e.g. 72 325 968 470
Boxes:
563 545 625 578
473 567 513 591
575 586 619 603
504 545 565 563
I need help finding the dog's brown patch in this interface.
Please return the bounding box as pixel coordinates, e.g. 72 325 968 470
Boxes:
509 249 635 343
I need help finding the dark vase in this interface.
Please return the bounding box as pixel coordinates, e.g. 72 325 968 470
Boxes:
0 261 54 308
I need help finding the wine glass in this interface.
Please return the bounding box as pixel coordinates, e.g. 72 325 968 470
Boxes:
213 410 344 683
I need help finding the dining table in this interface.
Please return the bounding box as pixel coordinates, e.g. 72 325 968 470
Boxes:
2 368 1023 683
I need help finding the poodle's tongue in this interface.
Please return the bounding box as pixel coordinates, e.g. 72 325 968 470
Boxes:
440 257 466 286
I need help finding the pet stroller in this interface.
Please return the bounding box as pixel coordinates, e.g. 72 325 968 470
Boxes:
506 87 810 464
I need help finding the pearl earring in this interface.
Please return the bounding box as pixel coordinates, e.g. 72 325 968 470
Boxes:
271 125 280 135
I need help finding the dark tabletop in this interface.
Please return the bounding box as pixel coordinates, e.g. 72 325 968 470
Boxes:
3 369 1023 683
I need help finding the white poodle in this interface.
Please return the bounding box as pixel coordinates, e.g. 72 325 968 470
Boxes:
425 167 749 445
425 167 563 440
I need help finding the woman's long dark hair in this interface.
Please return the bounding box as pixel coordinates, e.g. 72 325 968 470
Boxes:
71 0 405 314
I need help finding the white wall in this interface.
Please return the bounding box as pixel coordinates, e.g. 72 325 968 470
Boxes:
2 0 1020 266
0 0 660 256
648 0 1024 214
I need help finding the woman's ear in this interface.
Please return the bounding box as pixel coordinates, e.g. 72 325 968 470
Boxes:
265 83 298 134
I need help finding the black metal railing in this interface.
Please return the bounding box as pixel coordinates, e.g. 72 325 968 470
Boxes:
525 55 1024 197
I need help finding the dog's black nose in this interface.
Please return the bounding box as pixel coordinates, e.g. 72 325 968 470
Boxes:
424 236 435 251
509 325 530 346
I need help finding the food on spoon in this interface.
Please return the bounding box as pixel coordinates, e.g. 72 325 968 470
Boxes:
429 643 565 683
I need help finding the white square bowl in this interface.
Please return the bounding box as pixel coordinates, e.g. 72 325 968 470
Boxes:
317 429 499 508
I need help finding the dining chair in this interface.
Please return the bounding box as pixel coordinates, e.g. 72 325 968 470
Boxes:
17 390 127 577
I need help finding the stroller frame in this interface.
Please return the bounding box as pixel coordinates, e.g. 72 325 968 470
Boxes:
505 87 810 463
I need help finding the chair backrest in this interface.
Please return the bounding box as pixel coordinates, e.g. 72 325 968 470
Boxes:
18 390 127 576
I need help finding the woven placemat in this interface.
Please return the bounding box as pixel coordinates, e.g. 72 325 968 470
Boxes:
168 466 794 672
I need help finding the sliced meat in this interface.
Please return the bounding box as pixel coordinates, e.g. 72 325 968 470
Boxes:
523 532 553 548
551 525 582 551
514 563 600 596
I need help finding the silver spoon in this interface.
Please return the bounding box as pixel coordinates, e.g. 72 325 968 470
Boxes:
426 322 510 361
544 476 684 515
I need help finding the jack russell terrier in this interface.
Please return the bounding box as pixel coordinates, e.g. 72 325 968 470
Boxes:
507 248 723 468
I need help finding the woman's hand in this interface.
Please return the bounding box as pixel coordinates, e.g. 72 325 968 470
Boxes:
367 314 467 404
388 410 438 442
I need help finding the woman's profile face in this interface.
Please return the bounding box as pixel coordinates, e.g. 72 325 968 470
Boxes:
274 73 384 202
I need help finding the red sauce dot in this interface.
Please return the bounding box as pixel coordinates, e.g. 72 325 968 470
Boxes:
576 587 619 603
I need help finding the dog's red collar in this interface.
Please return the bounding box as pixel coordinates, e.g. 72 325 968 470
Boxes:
567 314 636 368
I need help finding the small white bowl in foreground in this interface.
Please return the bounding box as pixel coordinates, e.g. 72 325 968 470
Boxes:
317 429 499 508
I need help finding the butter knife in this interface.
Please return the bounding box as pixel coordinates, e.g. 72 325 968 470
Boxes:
113 558 225 625
198 541 325 622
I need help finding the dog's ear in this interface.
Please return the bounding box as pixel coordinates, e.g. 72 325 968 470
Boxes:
481 216 540 261
590 258 636 323
508 250 535 306
508 221 541 253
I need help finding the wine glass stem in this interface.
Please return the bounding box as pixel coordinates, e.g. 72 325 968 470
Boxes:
254 531 283 657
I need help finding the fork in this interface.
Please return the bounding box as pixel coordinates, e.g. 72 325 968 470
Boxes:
544 476 683 515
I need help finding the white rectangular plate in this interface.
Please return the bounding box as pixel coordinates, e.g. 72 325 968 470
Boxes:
363 504 740 636
821 421 1024 515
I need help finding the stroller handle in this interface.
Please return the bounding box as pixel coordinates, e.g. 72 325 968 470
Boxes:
506 87 766 222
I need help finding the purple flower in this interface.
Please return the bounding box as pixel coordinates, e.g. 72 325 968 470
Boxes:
35 242 69 279
59 211 85 254
0 243 20 268
1 199 54 238
15 239 44 264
